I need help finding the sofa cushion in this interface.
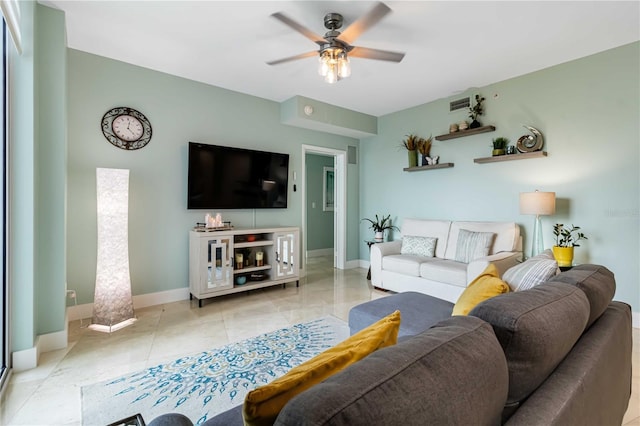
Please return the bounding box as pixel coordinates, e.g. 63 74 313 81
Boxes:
400 235 437 257
274 316 508 426
503 257 559 291
400 219 452 258
382 254 424 277
452 264 510 316
419 258 467 287
454 229 495 263
469 282 589 409
546 264 616 328
242 311 401 426
445 221 520 259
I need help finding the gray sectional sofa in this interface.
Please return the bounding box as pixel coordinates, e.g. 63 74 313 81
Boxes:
151 264 632 426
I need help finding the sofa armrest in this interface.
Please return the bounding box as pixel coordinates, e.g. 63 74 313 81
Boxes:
467 251 523 285
370 240 402 286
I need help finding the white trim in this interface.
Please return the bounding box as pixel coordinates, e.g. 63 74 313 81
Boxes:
343 259 361 270
301 145 347 270
0 0 22 54
11 327 67 372
67 287 190 322
12 345 36 372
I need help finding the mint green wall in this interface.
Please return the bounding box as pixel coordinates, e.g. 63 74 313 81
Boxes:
35 4 67 335
360 42 640 311
67 50 360 304
9 3 66 351
10 1 36 352
305 154 334 251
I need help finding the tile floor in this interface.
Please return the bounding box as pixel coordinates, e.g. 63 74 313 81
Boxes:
0 257 638 425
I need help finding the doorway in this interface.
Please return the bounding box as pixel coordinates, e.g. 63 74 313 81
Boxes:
301 145 346 270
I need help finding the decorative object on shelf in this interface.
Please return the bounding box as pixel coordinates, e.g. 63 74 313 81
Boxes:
401 134 420 167
507 145 517 155
256 251 264 267
417 135 433 166
468 94 486 128
552 224 588 267
205 213 224 229
101 106 152 150
235 276 247 285
235 253 244 269
519 190 556 258
90 168 136 333
458 121 469 131
449 123 459 133
424 156 439 165
491 137 509 156
362 214 399 242
517 125 544 153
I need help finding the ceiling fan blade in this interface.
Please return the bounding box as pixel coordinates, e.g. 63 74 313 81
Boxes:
271 12 325 46
349 46 405 63
267 51 318 66
338 2 391 45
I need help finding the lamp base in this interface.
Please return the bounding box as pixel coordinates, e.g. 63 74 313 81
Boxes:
88 317 137 333
531 214 544 258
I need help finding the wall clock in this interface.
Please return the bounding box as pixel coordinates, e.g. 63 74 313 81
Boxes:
101 107 152 150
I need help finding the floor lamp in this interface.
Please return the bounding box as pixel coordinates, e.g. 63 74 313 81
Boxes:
519 190 556 258
89 168 136 332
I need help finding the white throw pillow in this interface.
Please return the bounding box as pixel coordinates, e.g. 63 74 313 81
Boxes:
400 236 437 257
454 229 495 263
503 258 559 291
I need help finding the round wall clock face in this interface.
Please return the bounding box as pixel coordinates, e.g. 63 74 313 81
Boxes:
101 107 152 150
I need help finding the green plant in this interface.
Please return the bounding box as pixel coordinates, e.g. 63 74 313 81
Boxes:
400 134 419 151
553 224 588 247
468 94 486 121
492 137 509 149
361 214 399 233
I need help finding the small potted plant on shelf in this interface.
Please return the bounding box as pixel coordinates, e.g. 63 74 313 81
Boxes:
417 135 433 166
400 134 420 167
492 137 509 156
552 223 588 267
362 214 399 242
468 94 486 128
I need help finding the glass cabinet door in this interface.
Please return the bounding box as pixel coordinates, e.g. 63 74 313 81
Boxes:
204 236 233 292
275 231 297 278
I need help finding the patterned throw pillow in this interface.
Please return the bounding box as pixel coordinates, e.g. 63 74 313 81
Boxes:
454 229 496 263
400 236 437 257
503 258 559 291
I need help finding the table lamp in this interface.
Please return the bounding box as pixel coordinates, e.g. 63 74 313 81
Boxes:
519 190 556 258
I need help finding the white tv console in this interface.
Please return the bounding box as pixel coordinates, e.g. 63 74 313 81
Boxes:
189 226 300 307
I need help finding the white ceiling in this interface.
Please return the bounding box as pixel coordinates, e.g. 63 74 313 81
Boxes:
41 1 639 117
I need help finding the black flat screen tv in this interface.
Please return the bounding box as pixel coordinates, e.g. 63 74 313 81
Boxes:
188 142 289 209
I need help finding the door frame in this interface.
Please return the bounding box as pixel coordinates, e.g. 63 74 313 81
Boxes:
301 145 346 269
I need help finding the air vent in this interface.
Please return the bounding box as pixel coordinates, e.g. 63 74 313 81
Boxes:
449 97 470 112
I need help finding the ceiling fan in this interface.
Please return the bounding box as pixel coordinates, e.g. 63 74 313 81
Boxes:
267 2 405 83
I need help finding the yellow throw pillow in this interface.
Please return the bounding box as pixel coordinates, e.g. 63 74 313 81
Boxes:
452 264 510 316
242 310 401 426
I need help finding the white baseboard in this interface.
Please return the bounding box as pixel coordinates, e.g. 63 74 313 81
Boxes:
12 327 67 372
306 248 333 258
67 287 190 322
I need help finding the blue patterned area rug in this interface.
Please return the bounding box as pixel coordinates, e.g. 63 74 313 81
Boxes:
81 316 349 425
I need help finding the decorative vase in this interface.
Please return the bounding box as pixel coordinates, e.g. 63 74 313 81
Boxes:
492 149 505 156
552 246 574 267
469 119 482 129
374 231 384 242
422 155 429 166
408 150 418 167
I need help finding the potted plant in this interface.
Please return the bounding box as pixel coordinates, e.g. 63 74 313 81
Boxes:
552 224 588 267
401 134 420 167
417 135 433 166
468 94 486 128
492 137 509 156
362 214 399 242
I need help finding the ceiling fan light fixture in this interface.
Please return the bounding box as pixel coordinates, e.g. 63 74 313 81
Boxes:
318 48 350 83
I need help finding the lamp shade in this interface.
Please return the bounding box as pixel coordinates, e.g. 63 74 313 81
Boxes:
519 191 556 215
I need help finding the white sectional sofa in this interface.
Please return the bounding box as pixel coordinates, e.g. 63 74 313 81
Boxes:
370 219 522 302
